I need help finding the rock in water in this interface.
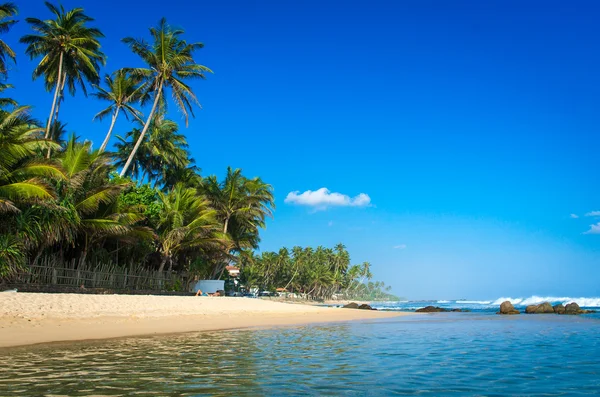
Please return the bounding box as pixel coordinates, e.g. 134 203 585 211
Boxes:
416 306 448 313
565 302 584 314
358 304 375 310
342 302 359 309
537 302 555 313
498 301 520 315
525 302 554 314
553 304 566 314
525 305 538 314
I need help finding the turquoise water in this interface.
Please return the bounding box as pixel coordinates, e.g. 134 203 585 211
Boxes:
1 313 600 396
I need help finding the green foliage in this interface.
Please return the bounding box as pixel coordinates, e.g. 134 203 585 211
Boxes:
0 6 399 299
240 244 398 301
0 2 18 79
0 233 24 278
117 182 163 225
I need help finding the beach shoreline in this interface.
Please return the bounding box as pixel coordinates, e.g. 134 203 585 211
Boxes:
0 293 409 348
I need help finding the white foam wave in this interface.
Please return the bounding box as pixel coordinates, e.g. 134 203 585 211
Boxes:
492 296 600 308
459 300 492 305
437 300 450 304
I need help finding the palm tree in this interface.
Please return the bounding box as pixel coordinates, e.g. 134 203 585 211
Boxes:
202 167 275 237
156 183 225 272
20 2 105 139
0 106 62 213
0 2 17 79
0 81 16 109
119 18 212 177
92 70 145 152
56 136 151 263
114 114 191 186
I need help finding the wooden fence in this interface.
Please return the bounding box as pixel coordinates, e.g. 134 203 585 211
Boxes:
10 259 185 292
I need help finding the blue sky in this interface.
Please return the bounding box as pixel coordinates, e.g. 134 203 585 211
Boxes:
5 0 600 299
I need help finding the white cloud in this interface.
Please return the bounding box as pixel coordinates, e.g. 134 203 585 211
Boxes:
393 244 407 250
585 211 600 217
284 188 372 210
584 223 600 235
570 214 579 219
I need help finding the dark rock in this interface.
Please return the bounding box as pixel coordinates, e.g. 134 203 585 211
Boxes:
553 304 566 314
565 302 582 314
537 302 554 313
451 308 468 312
525 305 538 314
497 301 520 315
562 302 596 314
416 306 449 313
343 302 359 309
358 304 375 310
526 302 554 314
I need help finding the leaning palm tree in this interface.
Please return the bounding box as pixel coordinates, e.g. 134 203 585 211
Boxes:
20 2 105 139
92 70 145 152
0 2 17 79
118 18 212 177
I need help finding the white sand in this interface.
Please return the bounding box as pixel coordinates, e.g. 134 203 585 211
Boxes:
0 293 408 348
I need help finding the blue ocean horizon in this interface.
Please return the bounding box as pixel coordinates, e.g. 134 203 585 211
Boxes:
3 300 600 395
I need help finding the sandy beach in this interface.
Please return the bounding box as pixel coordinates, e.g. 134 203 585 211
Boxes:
0 293 407 348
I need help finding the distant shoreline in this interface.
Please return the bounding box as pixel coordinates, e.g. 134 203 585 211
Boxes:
0 293 409 348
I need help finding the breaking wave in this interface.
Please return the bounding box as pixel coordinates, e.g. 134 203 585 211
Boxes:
491 296 600 308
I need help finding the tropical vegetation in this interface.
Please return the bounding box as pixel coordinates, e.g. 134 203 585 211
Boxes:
0 2 396 301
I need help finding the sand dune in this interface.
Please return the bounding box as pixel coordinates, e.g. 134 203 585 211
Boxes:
0 293 407 348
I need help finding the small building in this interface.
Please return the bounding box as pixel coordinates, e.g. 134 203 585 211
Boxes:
226 266 240 278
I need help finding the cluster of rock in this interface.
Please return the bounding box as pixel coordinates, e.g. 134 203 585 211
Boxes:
497 301 595 315
342 302 377 310
415 306 467 313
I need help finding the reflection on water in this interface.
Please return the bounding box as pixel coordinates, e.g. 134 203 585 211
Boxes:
1 315 600 396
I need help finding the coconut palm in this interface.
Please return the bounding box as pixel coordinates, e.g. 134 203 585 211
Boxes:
0 106 62 213
118 18 212 177
114 114 191 186
156 183 225 272
92 70 145 152
202 167 275 237
0 2 17 79
20 2 105 139
55 136 151 263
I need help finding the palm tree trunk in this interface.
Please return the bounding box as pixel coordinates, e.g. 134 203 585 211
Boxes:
223 216 229 234
45 51 64 139
99 107 120 152
54 71 67 122
119 82 163 177
158 255 168 273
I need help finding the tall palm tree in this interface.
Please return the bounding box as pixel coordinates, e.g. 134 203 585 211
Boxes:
92 70 145 152
20 2 105 139
119 18 212 177
0 2 17 79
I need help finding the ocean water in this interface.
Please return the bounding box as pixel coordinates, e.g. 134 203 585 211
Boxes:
1 304 600 396
368 295 600 315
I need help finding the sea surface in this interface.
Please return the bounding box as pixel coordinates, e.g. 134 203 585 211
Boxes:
1 296 600 396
